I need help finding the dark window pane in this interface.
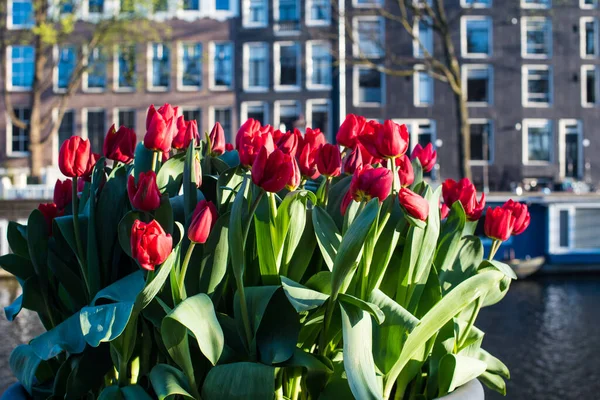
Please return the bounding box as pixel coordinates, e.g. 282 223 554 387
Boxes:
559 209 569 247
183 109 202 129
118 110 136 129
358 69 382 104
87 110 106 153
280 45 298 86
214 108 232 139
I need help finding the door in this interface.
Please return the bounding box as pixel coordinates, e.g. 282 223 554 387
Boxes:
559 120 583 179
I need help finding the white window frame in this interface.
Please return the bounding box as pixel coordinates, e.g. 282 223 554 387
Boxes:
146 43 170 92
306 99 332 138
274 100 301 132
5 45 34 92
112 107 137 129
352 16 385 59
548 203 600 254
53 45 77 94
81 107 106 142
580 17 599 59
558 119 583 179
273 0 300 34
241 101 269 124
82 0 115 22
522 118 553 165
209 41 234 91
5 107 30 157
460 0 491 8
521 17 552 59
461 64 493 107
581 65 599 107
243 42 269 92
352 0 383 8
413 66 434 107
113 45 136 93
242 0 268 28
82 46 106 93
177 42 202 91
7 0 34 29
306 40 332 90
306 0 331 27
520 0 551 9
461 16 492 58
413 17 434 58
468 118 494 165
353 65 385 107
209 106 233 141
274 41 301 92
522 64 553 107
581 0 598 8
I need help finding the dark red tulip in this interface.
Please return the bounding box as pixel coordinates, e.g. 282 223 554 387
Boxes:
342 165 393 215
53 179 72 210
442 178 486 221
286 158 302 191
225 143 234 152
59 136 92 178
440 202 450 220
299 127 326 154
103 124 136 164
343 146 363 175
144 104 177 153
298 142 320 179
276 129 301 157
484 206 515 242
411 143 437 173
316 144 341 178
358 141 380 166
81 152 102 182
251 147 294 193
236 119 275 167
146 104 178 130
398 188 429 221
209 122 226 156
127 171 162 212
396 155 414 187
130 219 173 271
336 114 365 148
38 203 63 235
502 200 531 235
272 129 284 143
359 120 409 159
188 200 218 244
172 116 198 150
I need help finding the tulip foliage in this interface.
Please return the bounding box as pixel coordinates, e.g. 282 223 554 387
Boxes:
1 108 530 400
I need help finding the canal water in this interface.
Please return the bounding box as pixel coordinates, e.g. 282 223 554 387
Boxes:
0 274 599 398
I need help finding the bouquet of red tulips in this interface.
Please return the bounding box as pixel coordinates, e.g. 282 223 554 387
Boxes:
1 104 530 400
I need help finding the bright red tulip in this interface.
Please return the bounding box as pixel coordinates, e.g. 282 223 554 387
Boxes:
236 118 262 148
342 165 393 215
359 120 409 159
286 158 302 191
502 200 531 235
343 147 363 175
299 128 326 154
103 124 136 164
53 179 72 210
336 114 365 148
188 200 218 244
442 178 486 221
411 143 437 173
144 105 177 153
358 141 380 166
396 155 414 187
398 188 429 221
440 203 450 220
38 203 63 235
484 206 515 242
298 143 320 179
127 171 162 212
236 119 275 167
59 136 92 178
277 129 301 157
316 144 341 178
172 116 198 150
130 219 172 271
251 147 294 193
146 104 178 130
209 122 226 156
81 152 102 183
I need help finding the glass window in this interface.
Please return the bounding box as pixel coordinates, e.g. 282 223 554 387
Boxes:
356 67 383 105
58 110 75 150
462 0 491 7
524 66 552 105
415 70 433 106
309 42 331 87
355 18 384 58
244 0 267 26
245 103 267 125
464 66 492 104
10 108 30 154
117 45 136 90
87 47 106 90
87 110 106 153
309 102 329 139
10 46 35 89
581 0 597 8
151 43 170 89
582 19 598 58
415 18 433 58
469 121 493 162
57 46 76 90
307 0 329 24
463 17 491 57
583 66 598 106
278 102 300 132
523 18 552 58
525 120 552 162
61 0 74 13
89 0 104 13
213 42 233 88
11 0 34 27
117 109 136 129
278 0 298 21
277 43 299 87
216 0 230 10
213 108 232 139
246 43 268 90
180 43 202 88
183 0 199 10
521 0 550 8
183 109 202 128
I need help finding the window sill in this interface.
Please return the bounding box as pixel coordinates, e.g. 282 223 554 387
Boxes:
307 84 332 91
244 87 269 93
274 85 301 92
210 85 233 92
82 87 107 94
353 102 383 108
523 102 552 108
467 102 492 107
7 24 34 30
522 53 551 60
7 87 32 93
114 87 137 93
352 2 384 8
461 53 492 59
352 52 384 59
177 84 202 92
414 103 433 108
306 20 331 27
147 86 170 93
582 103 598 108
53 88 68 94
523 161 553 166
469 160 494 166
6 152 29 159
242 22 268 29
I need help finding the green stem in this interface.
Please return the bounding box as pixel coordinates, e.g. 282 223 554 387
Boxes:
323 177 331 206
243 190 265 244
390 157 398 195
72 178 90 300
457 296 483 350
179 243 196 301
319 296 337 356
237 279 254 356
118 359 128 386
489 239 501 260
151 151 158 173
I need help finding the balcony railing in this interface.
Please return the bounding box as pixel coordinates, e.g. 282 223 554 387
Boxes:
0 185 53 200
275 19 300 33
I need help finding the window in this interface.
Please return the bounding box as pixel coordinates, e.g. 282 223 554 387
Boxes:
10 0 34 28
212 107 232 139
56 46 76 92
559 120 583 179
469 120 493 164
523 65 552 106
582 65 599 107
551 206 600 252
243 0 267 27
9 46 34 90
414 69 433 106
354 17 384 58
85 47 107 91
353 0 383 6
306 0 330 26
242 102 268 125
61 0 74 14
57 111 75 153
183 109 202 129
116 109 136 129
116 45 136 91
461 0 491 7
521 0 550 8
581 0 597 9
276 101 300 132
211 42 233 89
414 18 433 58
275 42 300 89
182 0 199 11
462 17 492 57
8 108 30 155
463 65 492 105
523 119 552 164
354 66 384 106
179 43 202 90
275 0 300 32
581 18 598 58
307 41 331 88
244 42 269 91
521 18 552 58
149 43 170 90
216 0 230 11
307 100 330 139
85 109 106 153
88 0 104 13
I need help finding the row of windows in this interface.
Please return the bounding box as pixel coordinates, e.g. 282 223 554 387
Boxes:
242 0 330 29
460 0 597 9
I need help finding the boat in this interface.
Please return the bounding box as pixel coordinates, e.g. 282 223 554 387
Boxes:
506 256 545 279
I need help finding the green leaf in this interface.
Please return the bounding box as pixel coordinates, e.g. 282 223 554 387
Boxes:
477 348 510 379
134 143 156 181
277 348 333 398
440 236 484 295
338 293 385 324
286 208 317 283
87 156 106 296
216 167 244 207
410 158 423 189
254 191 279 285
0 254 35 281
277 191 316 276
48 250 87 308
117 210 151 258
218 149 240 168
149 364 196 400
304 271 332 295
201 362 275 400
436 202 467 290
280 276 329 313
319 352 355 400
437 354 487 396
478 370 507 396
26 209 49 282
326 175 352 228
54 214 89 267
7 221 29 258
155 195 175 235
480 260 517 280
183 141 199 220
229 176 248 282
98 385 153 400
157 153 186 197
312 206 341 271
199 213 230 295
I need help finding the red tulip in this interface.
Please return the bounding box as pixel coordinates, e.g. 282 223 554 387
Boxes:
127 171 162 212
276 129 301 157
273 128 284 142
144 105 177 153
130 219 172 271
81 152 102 182
336 114 365 148
103 124 136 164
502 200 531 235
236 118 262 148
188 200 218 244
286 158 302 191
411 143 437 173
442 178 486 221
146 104 179 130
440 203 450 220
395 155 414 187
251 147 294 193
59 136 92 178
299 127 326 154
484 206 515 242
358 141 381 166
38 203 63 235
316 144 341 178
53 179 72 210
349 165 392 203
225 143 234 152
298 142 320 179
77 177 85 194
236 119 275 167
398 188 429 221
172 116 198 150
359 120 409 159
209 122 226 156
343 147 363 175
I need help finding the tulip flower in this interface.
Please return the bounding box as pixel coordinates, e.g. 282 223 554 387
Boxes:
237 119 275 167
127 171 162 212
81 152 102 183
358 141 381 166
59 136 92 178
502 200 531 235
316 144 341 178
341 165 393 215
188 200 218 244
236 118 262 148
343 146 363 175
53 179 72 210
398 188 429 221
209 122 226 156
276 129 301 157
251 147 294 193
336 114 365 148
103 124 136 164
359 120 409 159
411 143 437 173
38 203 63 235
299 127 326 155
440 203 450 220
144 104 177 153
298 143 320 179
286 158 302 191
225 143 234 152
172 116 198 150
396 155 414 187
442 178 486 220
146 104 179 130
484 206 515 242
130 219 173 271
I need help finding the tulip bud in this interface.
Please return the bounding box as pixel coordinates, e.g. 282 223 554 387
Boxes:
251 147 294 193
172 116 199 150
273 129 284 143
398 188 429 221
276 129 301 157
59 136 92 178
188 200 218 244
286 158 302 191
53 179 72 210
38 203 63 235
298 143 320 180
442 178 486 221
484 206 515 242
502 200 531 235
81 152 102 183
396 155 414 187
316 144 341 178
146 104 179 130
225 143 234 152
301 128 326 153
130 219 173 271
144 104 177 153
349 165 393 203
411 143 437 173
359 120 409 159
343 147 363 175
209 122 226 156
336 114 365 149
127 171 162 212
103 124 136 164
440 202 450 220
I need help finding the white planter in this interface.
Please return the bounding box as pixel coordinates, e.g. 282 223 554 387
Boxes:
435 380 484 400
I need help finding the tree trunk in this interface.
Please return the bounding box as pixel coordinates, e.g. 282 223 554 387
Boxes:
454 92 471 180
